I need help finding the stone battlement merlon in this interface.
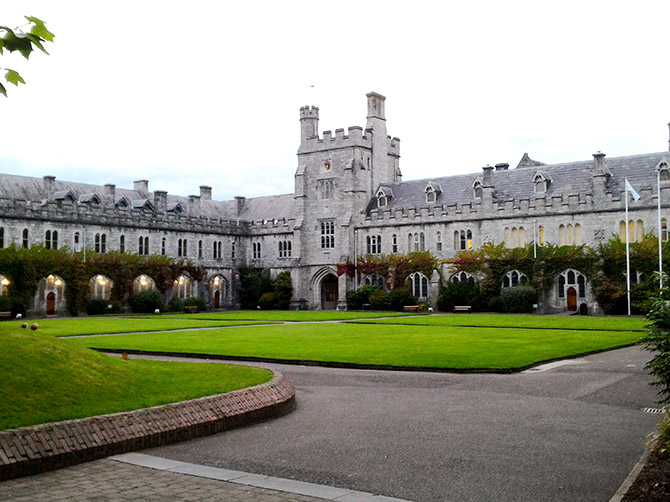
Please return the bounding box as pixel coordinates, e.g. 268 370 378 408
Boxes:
298 125 372 154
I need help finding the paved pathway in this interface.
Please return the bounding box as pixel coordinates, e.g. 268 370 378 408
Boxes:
0 346 661 501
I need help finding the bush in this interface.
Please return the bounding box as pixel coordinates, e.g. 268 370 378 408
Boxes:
487 295 504 313
166 297 184 313
346 284 380 310
641 299 670 405
388 288 418 311
369 289 391 310
86 298 109 315
500 286 537 313
437 281 480 312
184 297 207 312
595 278 627 315
259 292 277 310
129 290 163 313
239 268 273 309
272 271 293 310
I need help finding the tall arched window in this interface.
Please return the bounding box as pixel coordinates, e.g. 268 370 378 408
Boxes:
408 272 429 298
450 271 475 284
133 274 155 293
502 270 528 288
0 227 4 248
89 275 112 300
22 228 29 248
619 220 644 243
173 275 192 299
119 234 126 253
392 234 398 253
363 274 385 288
161 237 166 255
436 232 442 252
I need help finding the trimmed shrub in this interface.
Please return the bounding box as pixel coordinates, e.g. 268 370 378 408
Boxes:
184 297 207 312
346 284 380 310
388 288 418 311
272 271 293 310
595 278 626 315
86 298 108 315
437 281 480 312
487 295 504 313
500 286 537 313
166 297 184 313
369 289 391 311
642 299 670 405
259 292 277 310
129 290 163 313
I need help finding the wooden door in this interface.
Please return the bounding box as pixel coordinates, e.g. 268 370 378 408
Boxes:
567 287 577 311
214 290 221 309
46 292 56 315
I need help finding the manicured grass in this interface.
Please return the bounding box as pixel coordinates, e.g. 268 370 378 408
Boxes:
0 328 272 430
146 310 413 322
350 314 646 332
0 317 271 337
65 322 642 371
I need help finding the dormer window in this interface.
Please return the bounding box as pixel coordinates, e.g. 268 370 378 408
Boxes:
532 171 552 194
424 182 442 204
54 190 75 203
115 196 130 208
657 159 670 181
472 178 483 199
79 193 101 205
375 186 393 208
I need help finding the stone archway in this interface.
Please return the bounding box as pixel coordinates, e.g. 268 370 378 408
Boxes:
320 274 338 310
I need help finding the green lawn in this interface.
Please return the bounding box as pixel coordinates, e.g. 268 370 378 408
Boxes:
0 317 271 337
65 322 642 371
349 313 646 332
0 328 272 431
144 310 412 322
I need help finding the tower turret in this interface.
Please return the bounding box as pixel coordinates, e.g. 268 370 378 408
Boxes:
300 106 319 143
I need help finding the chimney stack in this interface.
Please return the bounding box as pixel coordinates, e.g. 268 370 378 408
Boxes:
495 163 509 171
199 185 212 200
188 195 201 216
134 179 149 194
104 184 116 208
153 190 167 213
235 196 246 216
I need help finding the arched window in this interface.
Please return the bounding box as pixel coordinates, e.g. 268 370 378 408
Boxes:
45 230 58 250
0 274 10 296
173 275 192 299
73 232 81 252
559 224 566 246
436 232 442 252
133 274 155 293
231 241 236 259
377 193 387 208
198 239 203 259
502 270 528 288
362 274 385 288
426 186 436 204
89 275 112 300
161 237 166 255
619 220 644 243
95 233 106 253
392 234 398 253
473 179 483 199
408 272 429 298
119 235 126 253
0 227 4 248
538 225 545 246
450 271 475 284
209 275 226 308
557 269 586 300
366 235 382 254
22 228 29 248
662 218 668 242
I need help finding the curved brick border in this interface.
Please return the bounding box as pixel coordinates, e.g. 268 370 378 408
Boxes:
0 371 295 481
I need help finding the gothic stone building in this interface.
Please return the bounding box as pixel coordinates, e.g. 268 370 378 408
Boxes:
1 92 669 315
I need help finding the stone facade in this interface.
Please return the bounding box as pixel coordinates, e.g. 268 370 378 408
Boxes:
1 92 669 314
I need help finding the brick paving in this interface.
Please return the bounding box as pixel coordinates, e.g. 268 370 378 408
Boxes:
0 458 324 501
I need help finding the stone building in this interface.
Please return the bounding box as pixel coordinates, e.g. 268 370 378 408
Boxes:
1 92 669 314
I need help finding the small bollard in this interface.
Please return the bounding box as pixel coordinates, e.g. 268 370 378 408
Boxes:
122 353 128 361
30 323 39 331
154 308 160 315
21 323 28 329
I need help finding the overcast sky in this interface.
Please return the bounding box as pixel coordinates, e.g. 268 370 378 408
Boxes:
2 1 670 201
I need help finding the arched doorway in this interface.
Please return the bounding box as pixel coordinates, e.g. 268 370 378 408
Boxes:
46 292 56 315
321 275 338 310
567 287 577 311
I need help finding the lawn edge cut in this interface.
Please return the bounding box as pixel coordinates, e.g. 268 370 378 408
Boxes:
94 342 640 374
0 371 295 481
344 320 646 332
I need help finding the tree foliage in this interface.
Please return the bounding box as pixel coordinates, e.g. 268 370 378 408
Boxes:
0 16 54 96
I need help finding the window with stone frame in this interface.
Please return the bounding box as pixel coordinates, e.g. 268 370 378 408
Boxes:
363 274 385 288
436 231 442 252
0 227 4 248
559 223 583 246
22 228 29 249
321 221 335 249
319 180 335 200
232 241 236 260
161 237 166 256
662 218 668 242
95 233 107 253
557 269 586 299
45 230 58 250
252 241 262 259
450 271 475 284
213 240 222 260
502 270 528 288
278 240 292 258
377 193 387 208
139 236 150 255
454 230 472 251
504 226 526 249
618 220 644 244
366 235 382 255
538 225 545 246
198 240 203 259
408 272 429 298
392 234 398 253
119 235 126 253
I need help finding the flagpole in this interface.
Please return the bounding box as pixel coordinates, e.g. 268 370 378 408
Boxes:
658 168 663 290
625 178 632 316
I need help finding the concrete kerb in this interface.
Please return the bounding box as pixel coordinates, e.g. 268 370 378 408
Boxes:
0 371 295 481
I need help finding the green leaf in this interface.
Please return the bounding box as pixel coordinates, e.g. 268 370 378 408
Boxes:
25 16 54 42
1 27 33 58
0 82 6 97
5 69 25 86
0 37 4 55
26 33 48 55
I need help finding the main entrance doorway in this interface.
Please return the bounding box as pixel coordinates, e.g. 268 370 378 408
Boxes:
46 292 56 315
567 287 577 311
321 275 338 310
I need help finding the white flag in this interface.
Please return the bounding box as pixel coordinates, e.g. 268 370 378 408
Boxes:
625 179 640 201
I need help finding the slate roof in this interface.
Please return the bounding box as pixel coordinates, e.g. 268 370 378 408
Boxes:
0 172 298 223
368 152 670 212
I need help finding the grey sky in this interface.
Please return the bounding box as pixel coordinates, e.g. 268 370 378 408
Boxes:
2 0 669 201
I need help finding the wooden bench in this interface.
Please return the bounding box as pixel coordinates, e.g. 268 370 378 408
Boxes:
453 305 472 313
403 305 419 313
184 305 198 314
0 312 11 320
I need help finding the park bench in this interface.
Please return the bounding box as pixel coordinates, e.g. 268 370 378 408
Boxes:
0 311 11 320
403 305 419 313
184 305 198 314
453 305 472 313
